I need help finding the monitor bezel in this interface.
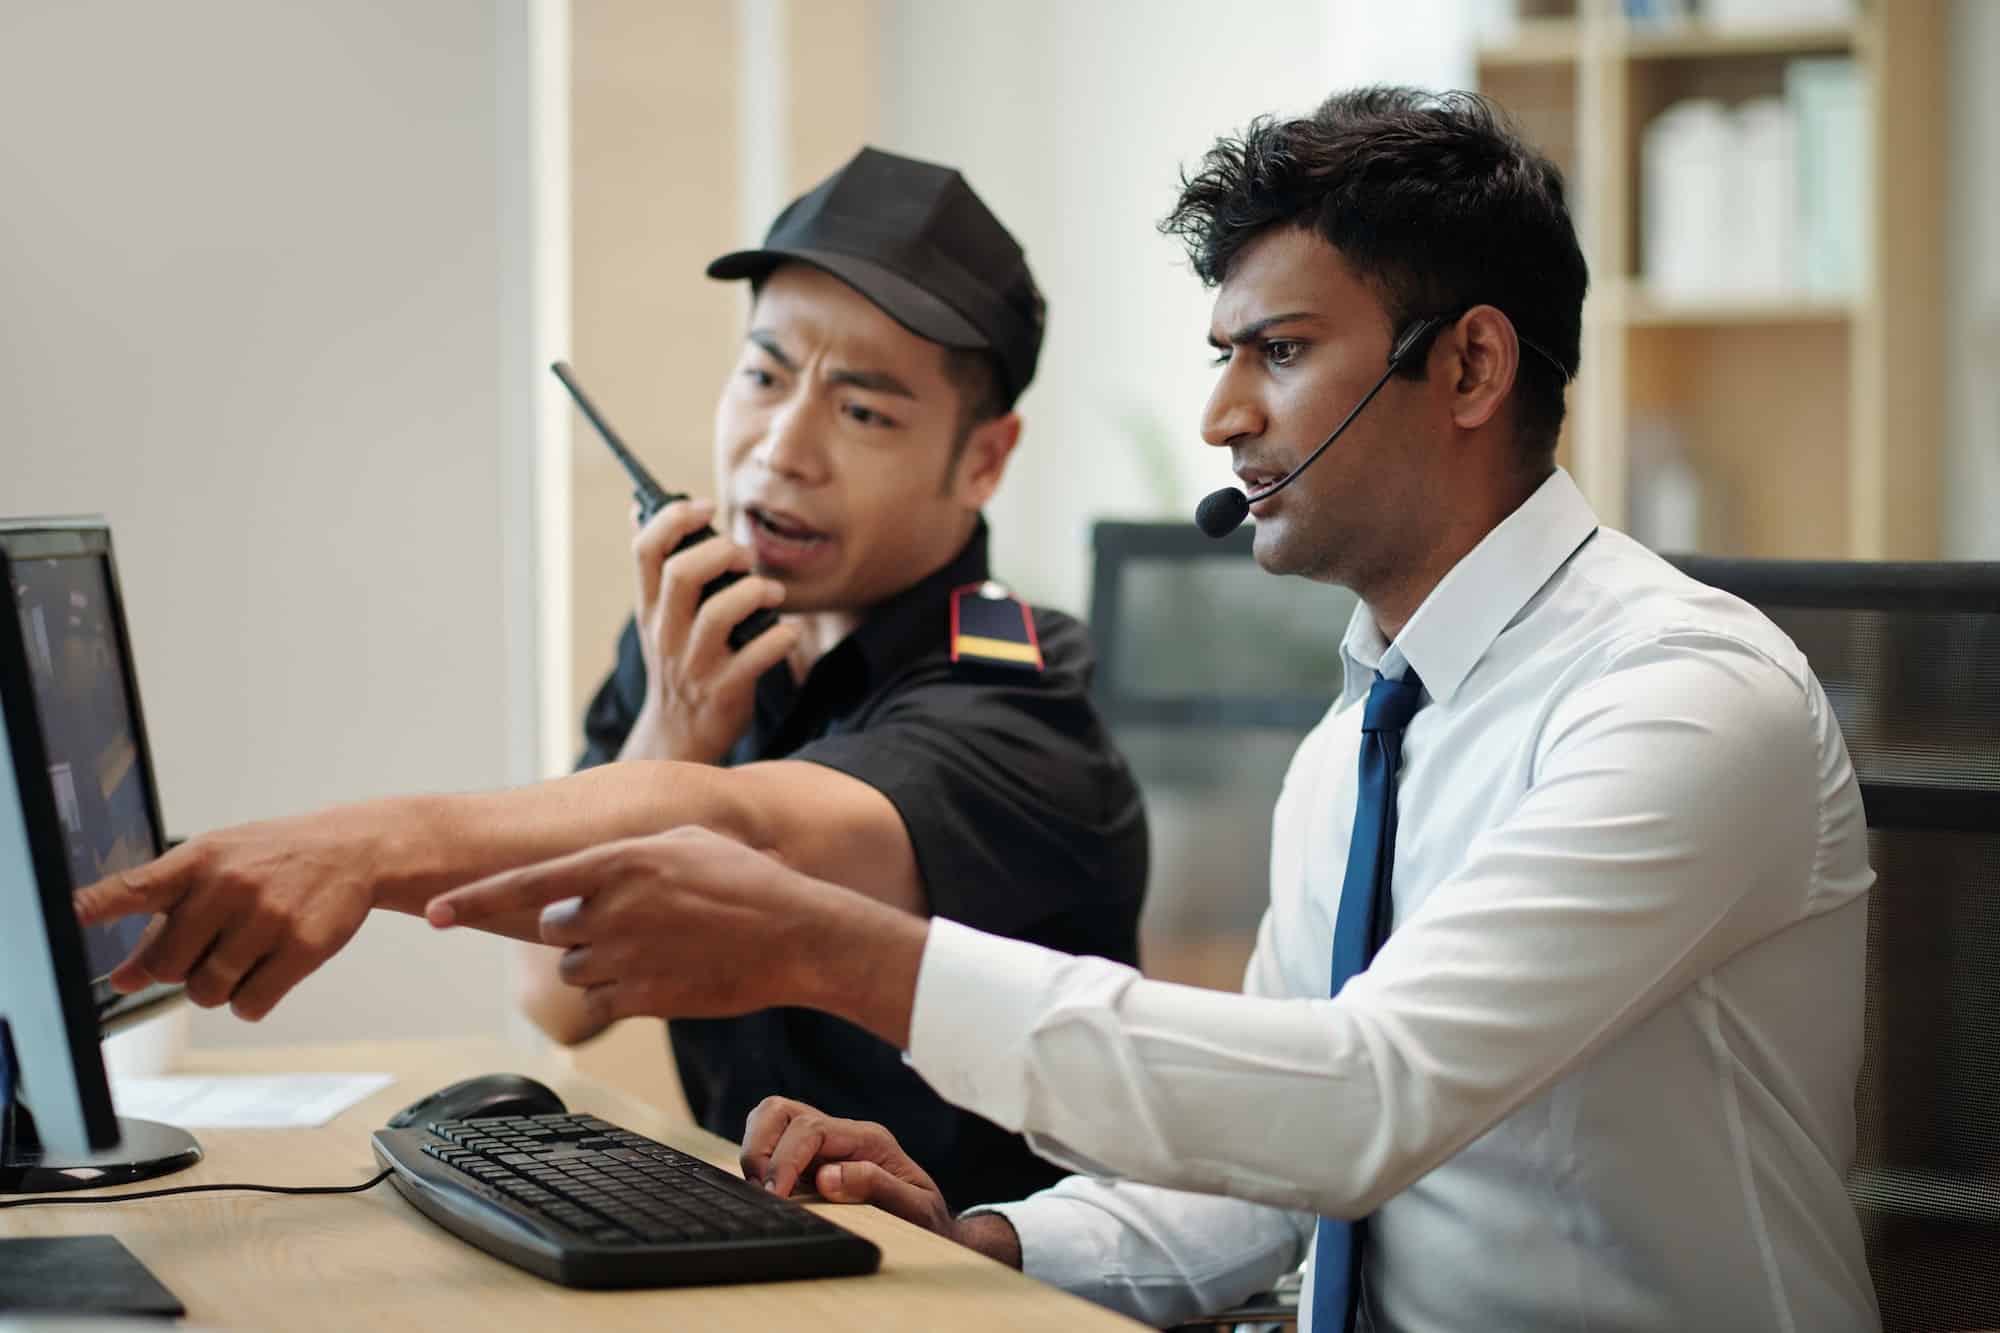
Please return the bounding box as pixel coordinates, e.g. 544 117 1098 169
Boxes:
0 517 182 1027
0 539 121 1148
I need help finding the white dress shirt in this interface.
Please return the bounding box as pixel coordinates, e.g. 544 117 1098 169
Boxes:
908 468 1879 1332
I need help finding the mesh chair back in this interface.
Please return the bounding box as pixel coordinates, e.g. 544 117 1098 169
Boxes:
1671 557 2000 1333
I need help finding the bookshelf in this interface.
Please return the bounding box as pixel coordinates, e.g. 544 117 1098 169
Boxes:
1476 0 1946 559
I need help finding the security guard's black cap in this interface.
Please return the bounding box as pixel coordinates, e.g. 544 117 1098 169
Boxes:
707 147 1046 407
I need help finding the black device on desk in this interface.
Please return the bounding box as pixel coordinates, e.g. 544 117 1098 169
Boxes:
371 1076 881 1288
551 360 779 651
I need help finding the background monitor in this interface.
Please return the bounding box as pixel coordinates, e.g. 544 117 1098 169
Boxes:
1 517 197 1193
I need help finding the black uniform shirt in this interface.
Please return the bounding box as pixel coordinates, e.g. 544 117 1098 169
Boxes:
576 520 1148 1208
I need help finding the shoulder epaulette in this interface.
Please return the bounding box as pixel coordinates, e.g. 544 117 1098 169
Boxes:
949 581 1043 673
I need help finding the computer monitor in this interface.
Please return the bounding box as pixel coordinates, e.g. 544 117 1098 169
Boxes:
0 517 199 1194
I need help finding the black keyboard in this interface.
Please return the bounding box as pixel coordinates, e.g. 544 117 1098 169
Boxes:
370 1112 880 1289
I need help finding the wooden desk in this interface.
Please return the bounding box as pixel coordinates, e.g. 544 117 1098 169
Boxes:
2 1039 1144 1331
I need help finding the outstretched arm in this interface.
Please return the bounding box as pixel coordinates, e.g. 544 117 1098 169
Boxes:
429 824 926 1041
75 755 919 1022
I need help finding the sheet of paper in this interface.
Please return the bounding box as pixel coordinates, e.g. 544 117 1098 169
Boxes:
109 1072 396 1129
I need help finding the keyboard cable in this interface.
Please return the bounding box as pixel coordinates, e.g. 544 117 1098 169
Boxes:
0 1040 392 1207
0 1169 393 1208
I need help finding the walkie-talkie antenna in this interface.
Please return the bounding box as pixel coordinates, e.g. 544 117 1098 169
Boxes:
545 360 779 651
550 361 674 518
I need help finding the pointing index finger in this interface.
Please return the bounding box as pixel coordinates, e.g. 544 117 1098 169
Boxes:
73 850 194 927
426 847 611 929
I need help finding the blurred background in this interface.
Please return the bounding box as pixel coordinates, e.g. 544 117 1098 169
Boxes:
1 1 1992 1079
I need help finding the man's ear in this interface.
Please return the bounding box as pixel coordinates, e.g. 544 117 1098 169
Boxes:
1444 305 1520 433
948 411 1023 508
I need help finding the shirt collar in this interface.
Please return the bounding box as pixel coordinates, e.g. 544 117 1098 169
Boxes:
845 516 992 685
1339 467 1599 708
750 516 993 743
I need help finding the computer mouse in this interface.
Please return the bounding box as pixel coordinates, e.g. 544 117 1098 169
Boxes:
385 1073 567 1129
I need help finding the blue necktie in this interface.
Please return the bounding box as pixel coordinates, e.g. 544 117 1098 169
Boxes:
1313 669 1426 1333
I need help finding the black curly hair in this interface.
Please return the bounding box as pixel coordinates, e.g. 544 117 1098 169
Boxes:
1161 86 1588 458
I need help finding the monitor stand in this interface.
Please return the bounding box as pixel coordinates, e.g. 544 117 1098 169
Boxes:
1 1097 201 1194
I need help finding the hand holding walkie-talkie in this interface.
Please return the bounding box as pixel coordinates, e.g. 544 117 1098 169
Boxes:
551 362 780 652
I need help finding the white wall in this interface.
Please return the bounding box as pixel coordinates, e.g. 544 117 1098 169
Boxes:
0 1 544 1047
875 0 1338 612
1944 0 2000 560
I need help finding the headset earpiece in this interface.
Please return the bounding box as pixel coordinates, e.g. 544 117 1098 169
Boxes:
1389 314 1448 370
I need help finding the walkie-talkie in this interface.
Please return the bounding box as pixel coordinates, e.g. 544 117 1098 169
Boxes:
550 361 779 650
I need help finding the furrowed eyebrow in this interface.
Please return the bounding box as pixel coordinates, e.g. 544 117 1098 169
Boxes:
746 331 915 398
827 367 916 399
747 330 798 372
1206 311 1321 351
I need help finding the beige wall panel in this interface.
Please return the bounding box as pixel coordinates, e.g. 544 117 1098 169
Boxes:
786 0 880 192
569 0 743 742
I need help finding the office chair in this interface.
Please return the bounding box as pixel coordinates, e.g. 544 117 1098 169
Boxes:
1670 556 2000 1333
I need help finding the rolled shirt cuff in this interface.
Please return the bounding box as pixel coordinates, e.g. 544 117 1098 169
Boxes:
907 915 1072 1135
960 1193 1103 1292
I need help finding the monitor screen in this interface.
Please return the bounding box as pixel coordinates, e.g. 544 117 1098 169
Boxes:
1 519 199 1185
9 551 160 979
0 520 176 1024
